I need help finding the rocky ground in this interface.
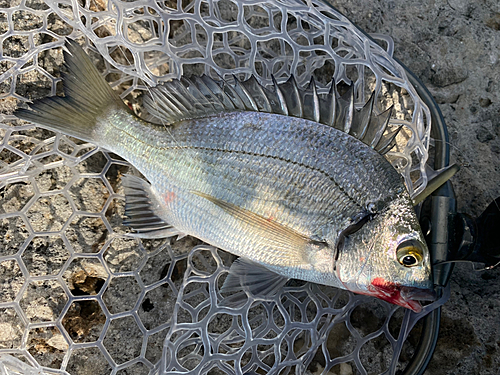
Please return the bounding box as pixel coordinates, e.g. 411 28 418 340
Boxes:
331 0 500 373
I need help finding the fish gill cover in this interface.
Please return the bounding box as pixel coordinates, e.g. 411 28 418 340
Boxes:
0 0 446 374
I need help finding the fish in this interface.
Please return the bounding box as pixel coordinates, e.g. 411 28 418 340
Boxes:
14 40 436 312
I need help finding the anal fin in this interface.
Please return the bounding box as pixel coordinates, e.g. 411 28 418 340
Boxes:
122 174 184 239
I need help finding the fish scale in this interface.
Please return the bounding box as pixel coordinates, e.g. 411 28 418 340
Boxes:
15 40 435 312
105 111 400 243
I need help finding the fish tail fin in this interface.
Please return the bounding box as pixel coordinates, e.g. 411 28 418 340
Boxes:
14 40 129 143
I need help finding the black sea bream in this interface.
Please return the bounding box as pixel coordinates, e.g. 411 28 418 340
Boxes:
15 40 435 312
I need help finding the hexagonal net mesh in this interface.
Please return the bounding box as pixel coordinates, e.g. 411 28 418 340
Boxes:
0 0 445 374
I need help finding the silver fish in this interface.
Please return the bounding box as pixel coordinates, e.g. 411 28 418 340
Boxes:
15 40 434 312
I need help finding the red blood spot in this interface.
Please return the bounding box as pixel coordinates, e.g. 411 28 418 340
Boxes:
369 277 422 313
371 277 388 289
267 215 275 222
162 192 175 204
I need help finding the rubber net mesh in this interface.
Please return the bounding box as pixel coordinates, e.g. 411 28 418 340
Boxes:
0 0 446 374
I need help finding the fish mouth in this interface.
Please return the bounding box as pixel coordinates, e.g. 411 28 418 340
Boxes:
400 286 437 302
398 286 437 313
368 278 436 313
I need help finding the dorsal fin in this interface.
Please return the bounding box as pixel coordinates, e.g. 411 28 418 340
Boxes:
144 74 401 155
303 78 320 122
335 84 354 132
277 75 302 117
350 91 375 139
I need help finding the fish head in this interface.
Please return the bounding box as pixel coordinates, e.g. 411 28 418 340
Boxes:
336 197 434 312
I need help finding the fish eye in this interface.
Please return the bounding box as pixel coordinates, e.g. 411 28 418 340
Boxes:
396 240 424 267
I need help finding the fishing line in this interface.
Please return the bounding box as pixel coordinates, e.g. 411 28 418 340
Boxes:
433 259 500 271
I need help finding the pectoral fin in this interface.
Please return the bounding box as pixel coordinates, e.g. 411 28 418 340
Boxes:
191 190 311 264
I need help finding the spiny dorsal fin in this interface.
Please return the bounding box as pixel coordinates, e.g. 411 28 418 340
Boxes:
303 77 320 122
362 105 393 148
277 75 303 117
334 85 354 133
144 74 401 155
318 83 336 127
350 91 375 139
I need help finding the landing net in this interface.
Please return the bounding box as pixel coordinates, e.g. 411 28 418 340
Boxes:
0 0 442 374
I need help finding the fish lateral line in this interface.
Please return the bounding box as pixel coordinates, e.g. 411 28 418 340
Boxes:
143 67 401 158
